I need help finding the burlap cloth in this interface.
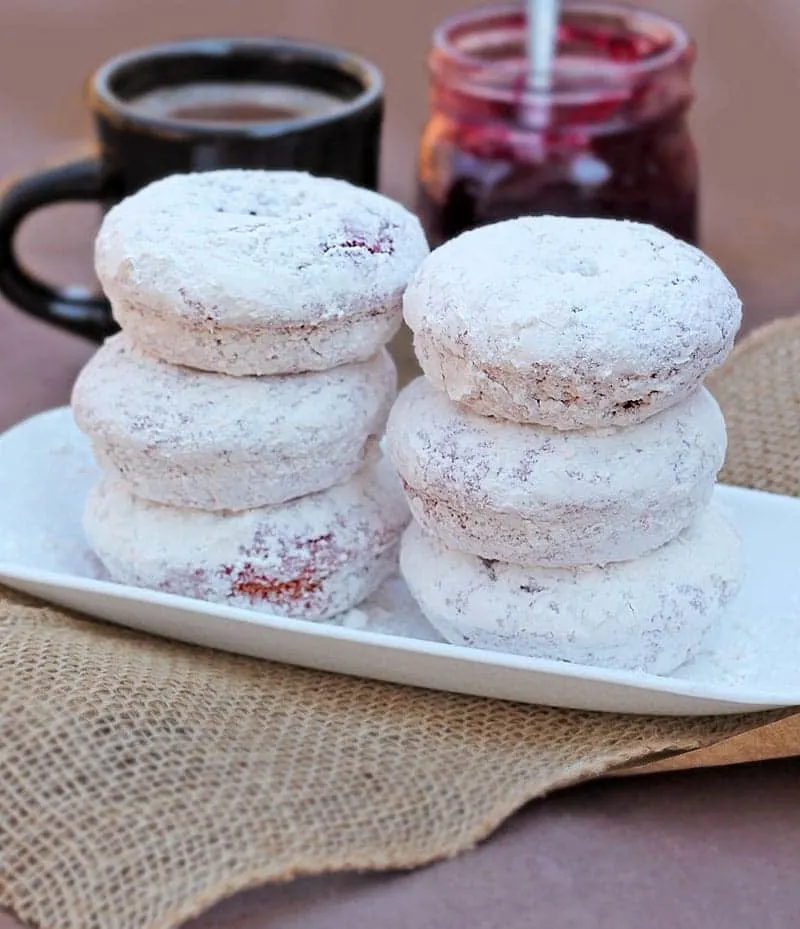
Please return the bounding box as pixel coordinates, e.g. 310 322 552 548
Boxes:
2 317 800 929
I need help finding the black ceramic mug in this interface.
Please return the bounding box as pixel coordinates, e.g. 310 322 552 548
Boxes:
0 37 384 341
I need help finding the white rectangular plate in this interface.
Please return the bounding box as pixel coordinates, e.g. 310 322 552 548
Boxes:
0 408 798 716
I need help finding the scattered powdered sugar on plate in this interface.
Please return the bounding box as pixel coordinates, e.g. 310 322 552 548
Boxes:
334 573 444 641
676 595 800 691
0 419 103 577
673 602 758 688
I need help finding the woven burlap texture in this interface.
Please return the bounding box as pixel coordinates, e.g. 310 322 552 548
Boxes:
2 317 799 929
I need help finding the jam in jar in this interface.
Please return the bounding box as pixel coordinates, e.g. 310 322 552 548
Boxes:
417 1 699 246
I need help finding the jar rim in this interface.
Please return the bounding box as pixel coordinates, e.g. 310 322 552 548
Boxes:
430 1 692 107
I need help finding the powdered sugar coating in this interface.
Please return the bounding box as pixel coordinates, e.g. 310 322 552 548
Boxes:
95 170 429 375
115 305 400 379
386 378 726 566
72 334 397 511
400 503 744 674
404 217 742 429
84 456 410 621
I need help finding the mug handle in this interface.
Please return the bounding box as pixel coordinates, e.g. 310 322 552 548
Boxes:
0 156 114 341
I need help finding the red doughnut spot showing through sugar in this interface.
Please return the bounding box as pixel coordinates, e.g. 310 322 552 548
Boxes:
222 531 337 605
232 562 323 603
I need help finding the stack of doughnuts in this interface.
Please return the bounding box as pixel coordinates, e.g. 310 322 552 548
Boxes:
387 216 745 674
72 170 429 620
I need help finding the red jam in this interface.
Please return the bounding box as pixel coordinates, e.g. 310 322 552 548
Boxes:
418 3 698 246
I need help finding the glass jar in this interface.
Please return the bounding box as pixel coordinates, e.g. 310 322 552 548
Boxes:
417 1 698 247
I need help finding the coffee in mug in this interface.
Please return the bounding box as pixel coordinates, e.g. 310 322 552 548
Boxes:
132 82 344 124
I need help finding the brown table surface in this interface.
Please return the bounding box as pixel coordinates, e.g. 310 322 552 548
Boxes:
2 0 800 926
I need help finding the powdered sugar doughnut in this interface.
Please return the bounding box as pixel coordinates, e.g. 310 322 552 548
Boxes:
404 216 742 429
72 334 396 511
400 503 743 674
386 378 726 566
95 170 429 375
84 457 410 621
